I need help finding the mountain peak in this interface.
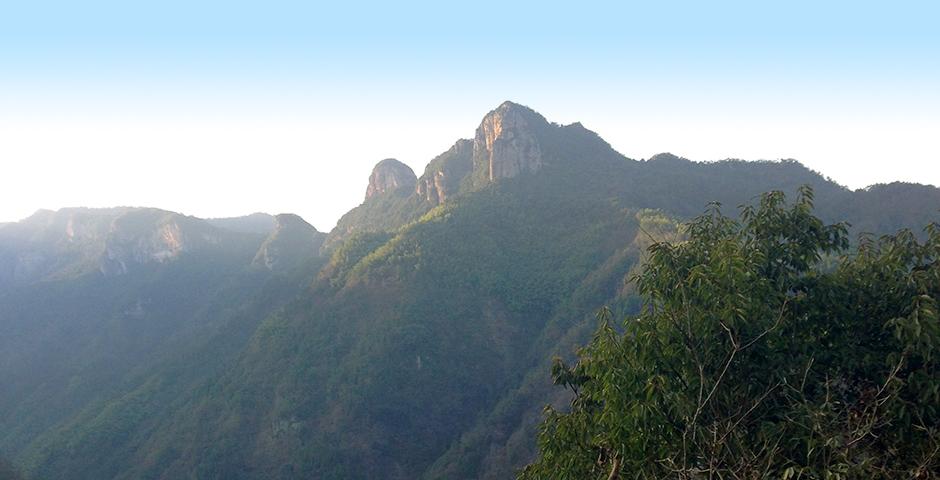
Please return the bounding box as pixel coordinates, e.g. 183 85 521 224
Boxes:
473 101 549 182
484 101 548 128
207 212 276 235
492 100 520 111
273 213 316 231
648 152 688 164
365 158 417 200
252 213 324 271
99 209 222 275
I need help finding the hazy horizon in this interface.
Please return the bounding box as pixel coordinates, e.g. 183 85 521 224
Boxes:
2 1 938 231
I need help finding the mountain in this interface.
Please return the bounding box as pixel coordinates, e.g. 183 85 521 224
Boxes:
365 158 418 200
472 101 548 182
252 214 326 271
208 213 278 235
325 159 427 250
0 101 937 479
0 207 266 287
0 208 324 480
416 139 473 205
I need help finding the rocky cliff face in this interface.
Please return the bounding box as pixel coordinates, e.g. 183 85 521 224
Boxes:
365 159 417 200
99 210 222 275
473 101 547 182
326 102 583 248
251 213 325 271
0 208 251 282
416 139 474 205
0 208 126 283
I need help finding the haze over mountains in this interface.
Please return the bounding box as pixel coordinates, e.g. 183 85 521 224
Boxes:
1 102 937 479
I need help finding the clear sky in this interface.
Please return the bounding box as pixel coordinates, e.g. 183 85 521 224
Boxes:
1 1 938 231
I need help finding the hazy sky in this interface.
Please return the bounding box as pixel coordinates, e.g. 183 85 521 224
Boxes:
1 1 938 231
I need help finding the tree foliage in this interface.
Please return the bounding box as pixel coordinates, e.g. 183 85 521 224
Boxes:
0 457 24 480
522 187 940 479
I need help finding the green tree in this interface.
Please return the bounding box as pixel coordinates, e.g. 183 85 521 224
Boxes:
0 457 25 480
521 187 940 479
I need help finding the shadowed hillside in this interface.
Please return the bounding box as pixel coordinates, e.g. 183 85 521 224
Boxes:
1 102 937 479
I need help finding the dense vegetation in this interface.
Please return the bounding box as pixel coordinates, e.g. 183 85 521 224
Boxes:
1 103 938 479
42 175 645 479
522 188 939 479
0 456 25 480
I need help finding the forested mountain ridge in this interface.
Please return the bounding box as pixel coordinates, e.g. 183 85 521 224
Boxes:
207 212 277 235
0 207 267 286
0 101 937 479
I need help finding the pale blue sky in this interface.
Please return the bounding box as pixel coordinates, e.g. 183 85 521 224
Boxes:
1 1 938 230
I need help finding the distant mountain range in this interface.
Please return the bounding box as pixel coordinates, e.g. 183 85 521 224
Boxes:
1 101 937 479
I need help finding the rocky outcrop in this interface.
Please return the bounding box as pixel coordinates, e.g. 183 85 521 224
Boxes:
416 139 474 205
0 207 247 281
473 101 548 182
325 160 422 251
100 210 221 275
251 214 325 271
365 159 417 200
1 208 137 282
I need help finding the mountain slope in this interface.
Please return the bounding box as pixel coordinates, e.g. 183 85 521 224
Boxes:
82 173 646 479
1 101 937 479
252 214 325 271
0 208 321 478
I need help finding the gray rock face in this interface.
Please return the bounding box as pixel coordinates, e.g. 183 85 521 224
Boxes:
251 213 324 271
99 210 220 276
417 169 446 204
365 159 417 200
0 207 238 282
416 139 474 205
473 101 547 182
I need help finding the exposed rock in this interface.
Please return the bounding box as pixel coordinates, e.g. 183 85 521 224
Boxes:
0 207 274 284
416 139 474 205
365 159 417 200
18 207 129 244
251 213 325 271
1 207 146 282
417 171 445 205
100 210 218 276
473 101 548 182
324 160 422 251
